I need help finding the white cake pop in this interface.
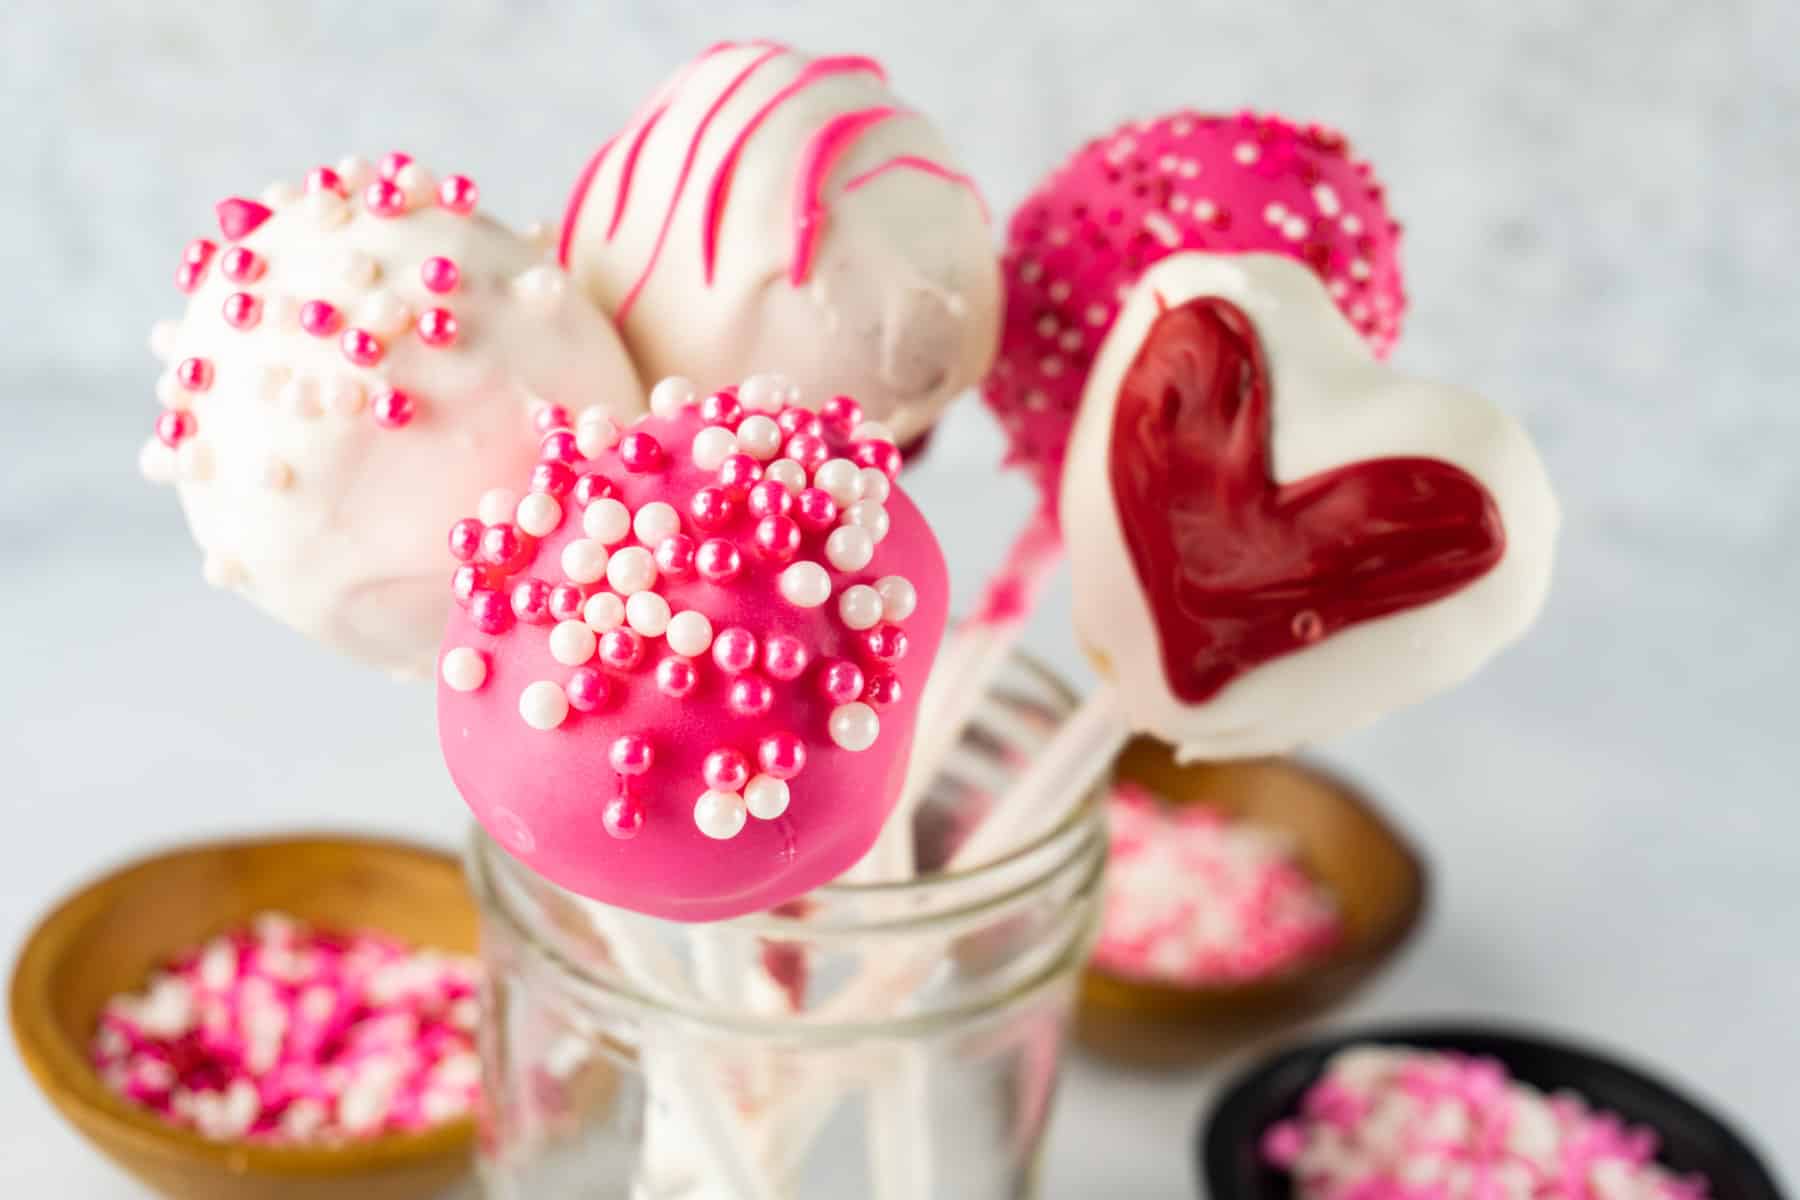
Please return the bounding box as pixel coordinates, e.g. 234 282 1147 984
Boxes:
558 41 1000 448
1061 252 1559 759
140 154 647 675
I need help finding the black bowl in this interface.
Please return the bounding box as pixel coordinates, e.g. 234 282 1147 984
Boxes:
1200 1023 1786 1199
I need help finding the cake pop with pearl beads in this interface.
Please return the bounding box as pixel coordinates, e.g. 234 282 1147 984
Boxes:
986 110 1407 508
437 376 948 921
559 41 1000 449
140 153 647 675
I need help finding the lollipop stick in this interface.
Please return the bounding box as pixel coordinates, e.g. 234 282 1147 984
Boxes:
854 506 1065 881
760 684 1129 1166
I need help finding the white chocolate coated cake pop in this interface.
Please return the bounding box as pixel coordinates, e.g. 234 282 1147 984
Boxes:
140 154 647 675
558 41 1000 448
1062 253 1558 759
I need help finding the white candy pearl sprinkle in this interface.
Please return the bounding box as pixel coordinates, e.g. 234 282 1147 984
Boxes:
583 498 632 544
857 468 891 503
441 648 488 692
650 376 698 417
665 610 714 657
606 546 657 595
633 500 681 545
356 291 412 339
738 374 789 412
394 163 437 207
829 702 881 752
846 500 891 543
516 492 563 537
779 561 833 608
138 438 176 483
745 775 791 820
583 592 625 632
735 415 782 460
336 156 374 188
825 526 875 573
765 458 807 492
549 620 598 666
478 489 518 526
838 584 883 630
875 576 917 621
814 459 862 507
519 681 570 731
695 790 748 840
561 538 609 584
513 266 567 305
576 414 621 458
625 591 672 638
691 425 738 471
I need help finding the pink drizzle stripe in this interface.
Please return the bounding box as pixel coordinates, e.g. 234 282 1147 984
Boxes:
556 40 778 267
843 154 990 224
788 105 904 285
616 45 788 322
701 55 888 284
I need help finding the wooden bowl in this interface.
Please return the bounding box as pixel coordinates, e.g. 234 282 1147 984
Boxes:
1201 1024 1784 1198
1076 740 1427 1066
9 832 479 1200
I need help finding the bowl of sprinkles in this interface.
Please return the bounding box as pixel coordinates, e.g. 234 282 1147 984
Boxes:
1202 1025 1784 1200
1077 739 1427 1065
10 833 481 1200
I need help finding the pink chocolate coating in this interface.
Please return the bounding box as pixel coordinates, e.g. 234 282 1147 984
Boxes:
438 394 948 922
984 110 1407 509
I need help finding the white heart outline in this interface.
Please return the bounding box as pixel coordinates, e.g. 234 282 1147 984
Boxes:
1061 252 1560 760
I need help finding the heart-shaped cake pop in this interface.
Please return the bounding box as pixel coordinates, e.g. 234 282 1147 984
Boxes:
1062 254 1557 759
987 111 1405 508
558 41 1000 449
437 379 948 921
140 153 645 675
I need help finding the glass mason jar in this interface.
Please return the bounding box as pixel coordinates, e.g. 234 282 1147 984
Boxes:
468 654 1106 1200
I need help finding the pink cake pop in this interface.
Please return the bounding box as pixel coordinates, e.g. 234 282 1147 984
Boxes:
141 153 645 675
437 379 948 921
985 110 1406 507
558 41 1000 449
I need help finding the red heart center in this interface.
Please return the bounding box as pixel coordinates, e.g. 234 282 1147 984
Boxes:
1109 296 1505 702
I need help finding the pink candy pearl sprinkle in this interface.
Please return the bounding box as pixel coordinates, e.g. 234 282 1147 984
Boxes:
603 794 645 840
364 178 408 218
567 668 610 712
416 307 458 347
618 431 665 473
712 627 758 674
469 589 514 634
747 480 794 519
540 428 580 464
221 291 261 330
763 634 810 681
439 174 479 214
700 390 742 426
448 518 483 562
655 655 698 698
818 658 865 705
571 473 617 506
689 486 736 530
530 460 575 497
757 732 806 780
695 537 742 582
609 734 655 775
220 246 263 283
306 165 345 195
155 410 196 448
176 356 214 392
598 628 645 670
511 577 552 623
372 387 415 429
340 328 384 367
299 299 341 337
716 453 762 496
547 584 586 622
728 674 775 716
753 515 801 562
420 256 460 294
703 748 751 792
820 394 864 431
379 151 414 180
794 488 838 532
655 534 696 577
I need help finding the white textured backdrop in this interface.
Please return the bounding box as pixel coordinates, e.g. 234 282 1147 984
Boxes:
3 1 1795 1194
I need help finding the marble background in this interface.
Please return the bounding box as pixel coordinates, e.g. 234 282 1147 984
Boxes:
2 0 1795 1194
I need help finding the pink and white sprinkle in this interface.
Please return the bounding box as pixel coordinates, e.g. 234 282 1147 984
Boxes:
90 913 480 1144
1094 783 1340 986
1264 1046 1712 1200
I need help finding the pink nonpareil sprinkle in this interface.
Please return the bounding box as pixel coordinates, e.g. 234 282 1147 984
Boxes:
1093 783 1341 986
90 913 481 1144
1264 1046 1713 1200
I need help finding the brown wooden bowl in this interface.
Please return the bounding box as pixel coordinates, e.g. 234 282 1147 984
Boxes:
9 832 479 1200
1076 740 1427 1067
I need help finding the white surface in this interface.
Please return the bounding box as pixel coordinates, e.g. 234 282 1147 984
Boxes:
2 1 1795 1196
